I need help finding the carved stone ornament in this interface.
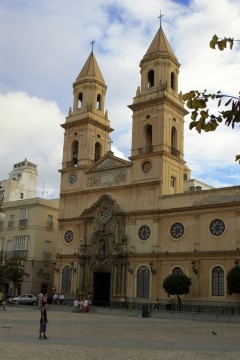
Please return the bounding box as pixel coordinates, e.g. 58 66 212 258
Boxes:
87 169 127 187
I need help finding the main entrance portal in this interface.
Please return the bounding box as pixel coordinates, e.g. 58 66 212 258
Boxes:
93 272 111 306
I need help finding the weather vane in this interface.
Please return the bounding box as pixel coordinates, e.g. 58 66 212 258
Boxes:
90 40 96 52
158 11 164 28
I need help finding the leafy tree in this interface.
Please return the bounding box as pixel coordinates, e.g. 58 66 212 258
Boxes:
227 265 240 295
0 262 6 286
182 35 240 162
162 273 192 310
2 258 28 295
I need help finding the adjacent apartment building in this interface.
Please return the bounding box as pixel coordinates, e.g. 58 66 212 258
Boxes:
0 160 59 297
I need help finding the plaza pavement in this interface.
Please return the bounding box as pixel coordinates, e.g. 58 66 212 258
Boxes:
1 304 240 359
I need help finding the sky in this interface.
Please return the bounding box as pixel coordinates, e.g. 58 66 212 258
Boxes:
0 0 239 198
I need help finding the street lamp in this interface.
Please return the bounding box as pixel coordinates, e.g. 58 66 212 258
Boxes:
0 186 5 223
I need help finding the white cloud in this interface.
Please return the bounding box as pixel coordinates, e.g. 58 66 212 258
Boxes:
0 92 63 197
0 0 239 195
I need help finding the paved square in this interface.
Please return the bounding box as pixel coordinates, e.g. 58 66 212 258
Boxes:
1 306 240 359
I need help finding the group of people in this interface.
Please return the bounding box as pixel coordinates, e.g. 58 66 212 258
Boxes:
73 294 92 313
154 296 172 311
52 292 65 305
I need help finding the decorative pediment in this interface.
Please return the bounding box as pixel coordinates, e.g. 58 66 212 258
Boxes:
86 152 131 187
87 151 132 172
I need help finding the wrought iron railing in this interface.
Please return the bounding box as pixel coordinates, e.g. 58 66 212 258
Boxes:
107 301 240 317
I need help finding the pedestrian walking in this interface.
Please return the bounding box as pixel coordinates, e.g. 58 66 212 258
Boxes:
39 302 49 340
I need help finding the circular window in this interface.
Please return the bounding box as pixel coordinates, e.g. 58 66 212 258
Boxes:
100 207 112 223
170 222 184 239
142 161 152 173
64 230 74 244
138 225 150 240
209 219 225 236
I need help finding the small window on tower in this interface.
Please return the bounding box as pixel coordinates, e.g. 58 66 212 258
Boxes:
94 142 101 161
72 140 79 166
96 94 101 110
171 72 176 91
20 192 24 199
78 92 83 108
148 70 154 88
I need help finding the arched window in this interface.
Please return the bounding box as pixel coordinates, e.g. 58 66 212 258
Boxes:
136 266 150 298
61 265 72 293
148 70 154 88
172 266 183 276
212 266 224 296
78 92 83 108
72 141 79 166
171 72 176 90
94 142 101 161
171 126 178 156
96 94 101 110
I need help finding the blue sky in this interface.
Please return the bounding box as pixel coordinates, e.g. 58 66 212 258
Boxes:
0 0 239 198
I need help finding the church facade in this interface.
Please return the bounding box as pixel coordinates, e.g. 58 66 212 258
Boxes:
55 26 240 305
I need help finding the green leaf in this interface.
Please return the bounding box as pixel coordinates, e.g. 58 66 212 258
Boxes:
186 98 193 109
198 99 207 109
191 111 198 121
200 110 209 119
235 155 240 162
209 35 218 49
189 121 197 130
182 92 189 101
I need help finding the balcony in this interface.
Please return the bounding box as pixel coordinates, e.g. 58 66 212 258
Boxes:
0 221 4 229
19 219 28 228
7 250 28 258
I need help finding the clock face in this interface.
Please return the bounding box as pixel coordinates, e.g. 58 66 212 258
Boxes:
209 219 225 236
138 225 150 240
100 207 112 223
170 222 184 239
69 173 77 184
64 230 74 244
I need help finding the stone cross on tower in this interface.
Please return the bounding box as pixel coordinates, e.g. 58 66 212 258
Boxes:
158 11 164 28
90 40 96 52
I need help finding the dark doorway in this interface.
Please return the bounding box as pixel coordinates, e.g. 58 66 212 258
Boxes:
93 272 111 306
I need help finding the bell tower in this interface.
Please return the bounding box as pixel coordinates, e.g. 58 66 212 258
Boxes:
129 22 186 195
61 43 113 171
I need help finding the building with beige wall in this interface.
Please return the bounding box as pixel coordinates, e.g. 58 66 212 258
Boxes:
55 25 240 305
0 162 59 297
